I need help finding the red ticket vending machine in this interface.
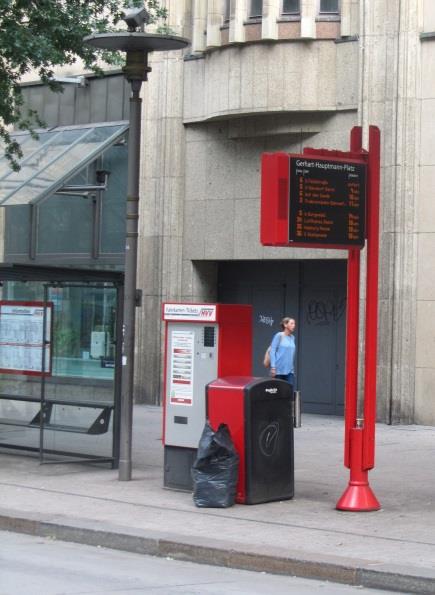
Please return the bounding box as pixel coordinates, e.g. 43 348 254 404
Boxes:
162 303 252 490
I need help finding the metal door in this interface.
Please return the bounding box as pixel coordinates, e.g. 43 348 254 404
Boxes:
218 260 346 416
298 286 346 415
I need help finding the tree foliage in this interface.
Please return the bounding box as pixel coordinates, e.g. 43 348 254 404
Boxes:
0 0 168 170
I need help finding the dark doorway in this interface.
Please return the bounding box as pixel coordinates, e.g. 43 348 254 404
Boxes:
217 260 346 416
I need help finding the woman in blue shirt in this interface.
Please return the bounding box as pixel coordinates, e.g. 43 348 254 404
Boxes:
270 317 296 386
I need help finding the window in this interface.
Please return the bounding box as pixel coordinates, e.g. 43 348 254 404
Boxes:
319 0 339 13
282 0 300 14
249 0 263 18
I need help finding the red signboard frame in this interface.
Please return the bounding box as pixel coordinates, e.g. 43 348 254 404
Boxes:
260 126 382 512
261 150 367 250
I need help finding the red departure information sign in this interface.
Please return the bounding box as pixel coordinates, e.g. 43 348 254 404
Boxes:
289 156 366 247
261 126 382 511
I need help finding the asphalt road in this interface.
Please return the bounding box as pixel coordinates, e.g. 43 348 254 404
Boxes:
0 530 394 595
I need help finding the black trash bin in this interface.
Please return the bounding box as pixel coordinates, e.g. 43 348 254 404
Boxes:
207 376 294 504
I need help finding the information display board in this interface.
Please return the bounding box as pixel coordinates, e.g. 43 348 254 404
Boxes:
0 301 53 376
289 156 366 248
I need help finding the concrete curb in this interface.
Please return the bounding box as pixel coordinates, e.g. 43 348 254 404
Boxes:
1 513 435 594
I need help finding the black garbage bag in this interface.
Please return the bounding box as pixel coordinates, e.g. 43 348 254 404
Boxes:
192 422 239 508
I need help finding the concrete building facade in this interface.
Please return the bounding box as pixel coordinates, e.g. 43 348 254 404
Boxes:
134 0 435 425
2 1 435 425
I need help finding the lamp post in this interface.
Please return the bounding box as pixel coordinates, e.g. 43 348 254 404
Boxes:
85 24 189 481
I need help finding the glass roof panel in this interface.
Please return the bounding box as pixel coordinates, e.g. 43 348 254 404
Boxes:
0 131 59 180
0 122 128 207
0 136 36 177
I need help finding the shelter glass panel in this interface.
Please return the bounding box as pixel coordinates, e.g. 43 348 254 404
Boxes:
37 174 93 255
100 144 128 254
1 281 116 380
5 205 31 255
0 277 119 463
4 128 128 264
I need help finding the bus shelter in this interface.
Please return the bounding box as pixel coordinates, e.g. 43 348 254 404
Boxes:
0 264 123 466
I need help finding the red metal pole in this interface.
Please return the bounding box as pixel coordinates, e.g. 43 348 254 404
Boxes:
343 127 362 470
343 248 360 469
336 126 381 511
363 126 381 471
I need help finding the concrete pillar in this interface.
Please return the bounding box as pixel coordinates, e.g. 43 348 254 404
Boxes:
230 0 247 43
262 0 279 40
341 0 360 38
166 0 191 36
207 0 225 47
423 0 435 30
300 0 316 38
340 0 351 36
415 1 435 424
360 0 420 423
135 7 188 403
192 0 207 53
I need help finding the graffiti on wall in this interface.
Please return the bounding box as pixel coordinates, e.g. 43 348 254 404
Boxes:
306 297 346 326
258 314 274 327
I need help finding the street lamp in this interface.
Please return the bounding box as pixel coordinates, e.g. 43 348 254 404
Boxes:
84 15 189 481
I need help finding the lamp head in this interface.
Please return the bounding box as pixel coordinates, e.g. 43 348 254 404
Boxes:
122 6 150 31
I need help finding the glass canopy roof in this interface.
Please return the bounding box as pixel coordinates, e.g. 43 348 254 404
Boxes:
0 121 128 206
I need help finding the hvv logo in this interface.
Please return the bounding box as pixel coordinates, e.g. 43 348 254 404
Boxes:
200 308 214 318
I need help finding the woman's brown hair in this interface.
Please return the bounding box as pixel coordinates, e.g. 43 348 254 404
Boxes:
280 317 294 330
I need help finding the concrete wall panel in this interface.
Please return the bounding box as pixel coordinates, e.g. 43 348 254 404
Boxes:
184 40 357 123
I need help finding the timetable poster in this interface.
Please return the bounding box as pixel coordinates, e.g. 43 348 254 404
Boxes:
0 301 52 375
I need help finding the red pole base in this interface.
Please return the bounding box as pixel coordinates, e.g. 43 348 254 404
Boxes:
336 427 381 512
336 480 381 511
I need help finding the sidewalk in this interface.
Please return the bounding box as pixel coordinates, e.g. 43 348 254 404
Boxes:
1 405 435 593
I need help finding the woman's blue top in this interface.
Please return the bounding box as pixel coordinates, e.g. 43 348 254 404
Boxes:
270 332 296 375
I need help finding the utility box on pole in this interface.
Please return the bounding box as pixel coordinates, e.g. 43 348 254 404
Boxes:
162 303 252 490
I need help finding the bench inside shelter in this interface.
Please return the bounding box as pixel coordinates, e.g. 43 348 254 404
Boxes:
0 394 113 435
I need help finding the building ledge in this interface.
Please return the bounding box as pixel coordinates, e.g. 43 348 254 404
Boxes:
183 106 356 126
